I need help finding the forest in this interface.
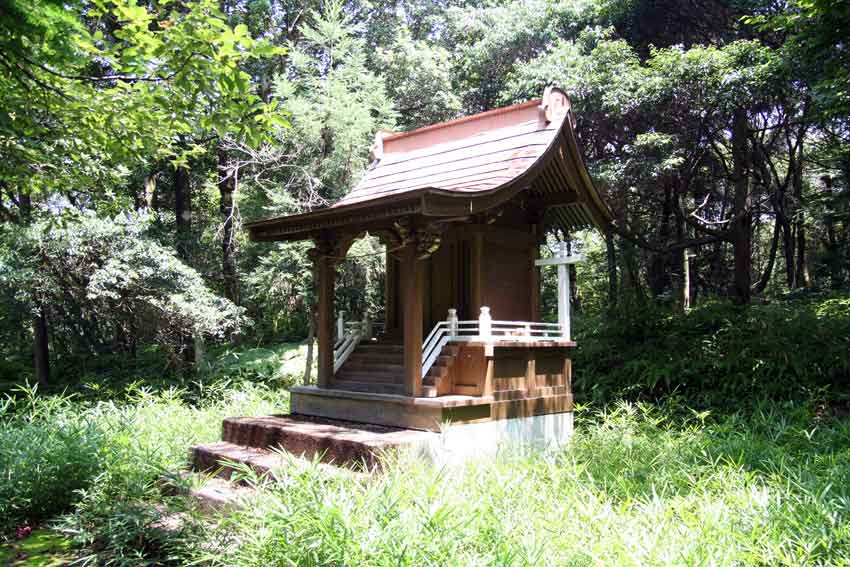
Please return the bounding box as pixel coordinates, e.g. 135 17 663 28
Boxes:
1 0 849 565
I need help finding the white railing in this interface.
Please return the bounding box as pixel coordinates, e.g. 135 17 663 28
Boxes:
421 307 565 377
333 311 372 374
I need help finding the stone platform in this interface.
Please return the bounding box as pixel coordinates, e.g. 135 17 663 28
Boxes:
191 414 436 477
191 409 575 483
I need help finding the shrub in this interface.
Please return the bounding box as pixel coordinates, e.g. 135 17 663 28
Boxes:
573 294 850 409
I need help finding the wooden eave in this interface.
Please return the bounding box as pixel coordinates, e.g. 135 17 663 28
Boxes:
245 87 613 243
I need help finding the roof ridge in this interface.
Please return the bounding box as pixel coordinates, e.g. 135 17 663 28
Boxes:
382 99 542 143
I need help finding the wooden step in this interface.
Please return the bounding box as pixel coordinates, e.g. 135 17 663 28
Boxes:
335 370 401 383
426 365 449 380
341 360 404 372
328 380 406 395
355 344 404 354
345 352 404 363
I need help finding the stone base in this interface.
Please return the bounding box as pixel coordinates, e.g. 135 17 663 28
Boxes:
190 412 574 479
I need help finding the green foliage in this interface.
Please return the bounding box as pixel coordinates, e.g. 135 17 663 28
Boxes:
0 0 284 196
187 401 850 566
0 376 287 541
573 294 850 407
747 0 850 118
377 30 462 131
0 528 73 567
269 0 395 205
0 212 247 365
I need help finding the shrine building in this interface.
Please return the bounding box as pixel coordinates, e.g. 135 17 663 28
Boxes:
242 86 612 449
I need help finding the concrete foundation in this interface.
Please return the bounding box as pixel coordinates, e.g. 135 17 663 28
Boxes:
416 411 574 464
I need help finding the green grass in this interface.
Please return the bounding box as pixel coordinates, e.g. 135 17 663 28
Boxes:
197 402 850 567
0 529 73 567
2 296 850 566
2 380 849 566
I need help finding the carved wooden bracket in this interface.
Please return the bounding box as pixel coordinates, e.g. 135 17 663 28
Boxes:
308 231 358 266
377 218 444 260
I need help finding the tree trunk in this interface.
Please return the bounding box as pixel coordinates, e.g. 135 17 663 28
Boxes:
144 172 158 210
823 175 843 288
792 153 811 289
33 305 50 388
731 108 752 304
778 208 796 288
754 217 781 295
18 190 51 387
173 164 195 372
605 230 618 308
218 149 238 303
174 165 191 261
303 315 316 385
648 179 673 298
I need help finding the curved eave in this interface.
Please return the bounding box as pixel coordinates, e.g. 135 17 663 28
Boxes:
246 108 612 243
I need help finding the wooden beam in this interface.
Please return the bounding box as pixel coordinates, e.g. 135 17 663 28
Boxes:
400 244 424 397
526 191 578 210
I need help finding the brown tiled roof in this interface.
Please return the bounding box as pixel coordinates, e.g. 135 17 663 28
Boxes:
246 87 612 241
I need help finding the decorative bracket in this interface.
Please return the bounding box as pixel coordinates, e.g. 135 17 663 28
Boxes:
378 218 444 260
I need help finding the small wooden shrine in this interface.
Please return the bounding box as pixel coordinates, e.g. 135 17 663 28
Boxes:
245 86 612 437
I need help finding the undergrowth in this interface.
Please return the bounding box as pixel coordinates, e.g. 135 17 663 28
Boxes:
573 293 850 408
200 402 850 567
1 295 849 565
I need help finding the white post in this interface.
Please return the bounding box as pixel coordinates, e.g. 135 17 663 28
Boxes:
535 243 581 342
557 242 571 340
337 311 345 339
479 306 492 339
447 308 458 337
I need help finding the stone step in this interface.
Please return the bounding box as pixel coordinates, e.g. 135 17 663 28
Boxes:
191 441 361 481
215 414 433 468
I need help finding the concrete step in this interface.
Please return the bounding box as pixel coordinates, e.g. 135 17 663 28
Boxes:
214 414 433 468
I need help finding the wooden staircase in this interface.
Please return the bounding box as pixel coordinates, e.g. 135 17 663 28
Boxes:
332 338 405 395
423 343 461 398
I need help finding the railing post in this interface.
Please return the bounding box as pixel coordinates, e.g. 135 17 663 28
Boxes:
447 308 458 337
337 311 345 339
361 312 371 339
479 306 492 339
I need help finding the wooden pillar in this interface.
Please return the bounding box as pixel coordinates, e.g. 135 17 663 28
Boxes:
530 243 540 321
470 230 484 315
316 253 335 388
400 244 424 397
385 246 397 333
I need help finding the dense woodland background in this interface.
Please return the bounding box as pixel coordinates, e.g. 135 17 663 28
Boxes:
1 0 848 396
